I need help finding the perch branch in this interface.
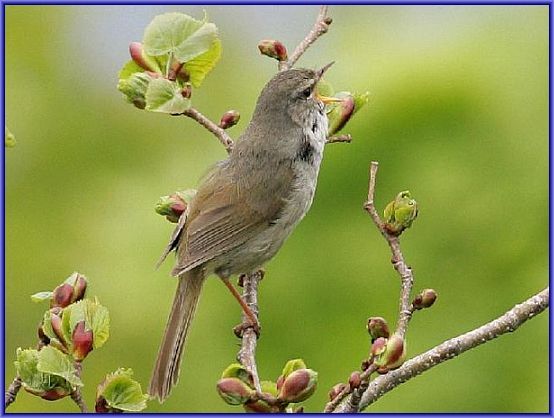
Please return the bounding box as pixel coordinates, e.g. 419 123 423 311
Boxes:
280 6 332 71
331 286 549 412
70 361 88 413
327 134 352 144
4 376 22 409
182 108 234 154
236 271 264 393
363 161 414 339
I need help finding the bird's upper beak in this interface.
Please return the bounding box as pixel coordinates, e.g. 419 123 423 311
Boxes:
315 62 342 105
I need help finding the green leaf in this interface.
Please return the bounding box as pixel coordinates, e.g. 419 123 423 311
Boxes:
117 72 153 110
281 359 307 379
184 39 221 88
260 380 278 397
31 291 53 303
118 60 145 80
143 12 218 63
66 299 110 349
97 369 148 412
37 346 83 387
5 126 16 148
145 78 191 114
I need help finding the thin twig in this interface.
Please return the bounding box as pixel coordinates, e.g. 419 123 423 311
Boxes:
363 161 414 339
4 376 22 409
326 134 352 144
280 6 332 71
237 271 264 393
182 108 234 154
331 287 549 412
70 361 88 413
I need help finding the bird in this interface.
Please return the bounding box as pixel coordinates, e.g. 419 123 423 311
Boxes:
149 63 337 402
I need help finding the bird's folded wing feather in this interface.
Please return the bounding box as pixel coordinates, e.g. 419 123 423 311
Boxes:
171 163 295 276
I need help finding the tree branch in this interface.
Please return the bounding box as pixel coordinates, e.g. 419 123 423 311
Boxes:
363 161 414 339
332 286 549 412
237 271 264 393
326 134 352 144
70 361 88 413
4 376 22 409
280 6 332 71
182 107 234 154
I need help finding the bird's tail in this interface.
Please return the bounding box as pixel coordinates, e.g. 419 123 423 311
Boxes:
149 268 206 402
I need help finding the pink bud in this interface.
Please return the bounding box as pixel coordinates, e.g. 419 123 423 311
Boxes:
348 371 361 390
218 110 240 129
51 284 73 308
129 42 156 72
328 383 347 401
278 369 318 403
72 321 93 360
216 377 254 405
371 337 387 357
276 374 285 391
258 39 288 61
367 317 390 341
413 289 437 310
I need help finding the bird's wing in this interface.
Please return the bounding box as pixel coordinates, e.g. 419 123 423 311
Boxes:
171 162 295 276
156 208 188 269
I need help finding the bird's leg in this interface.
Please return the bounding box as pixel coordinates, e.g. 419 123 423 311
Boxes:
220 276 261 336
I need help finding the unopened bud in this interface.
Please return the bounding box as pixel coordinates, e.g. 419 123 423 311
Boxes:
375 334 406 371
328 383 347 401
367 317 390 342
258 39 288 61
281 358 307 379
216 377 254 405
327 94 355 135
383 191 418 235
413 289 437 310
221 363 254 388
348 371 361 390
371 337 387 357
181 84 192 99
219 110 241 129
155 190 194 223
276 374 285 391
24 386 71 401
278 369 318 403
72 321 93 360
129 42 158 72
243 399 273 413
51 273 87 308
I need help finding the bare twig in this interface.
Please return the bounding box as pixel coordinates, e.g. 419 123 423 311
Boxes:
70 361 88 413
331 287 549 412
280 6 332 71
4 376 22 409
326 134 352 144
237 271 264 393
363 161 414 339
182 108 234 154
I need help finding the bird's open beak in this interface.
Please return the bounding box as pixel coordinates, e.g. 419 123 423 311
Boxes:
315 61 342 105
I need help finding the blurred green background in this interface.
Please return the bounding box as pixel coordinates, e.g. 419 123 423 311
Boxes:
5 5 548 413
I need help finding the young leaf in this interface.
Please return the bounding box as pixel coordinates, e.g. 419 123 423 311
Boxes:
118 60 146 81
145 78 191 114
184 38 222 88
31 291 53 303
37 346 83 387
143 13 218 63
96 368 148 412
85 299 110 349
117 72 153 110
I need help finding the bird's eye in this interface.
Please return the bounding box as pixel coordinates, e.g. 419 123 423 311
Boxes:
300 87 312 99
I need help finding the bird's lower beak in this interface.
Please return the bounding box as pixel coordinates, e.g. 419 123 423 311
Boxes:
316 92 342 105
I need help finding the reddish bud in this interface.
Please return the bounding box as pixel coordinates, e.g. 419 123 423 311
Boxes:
72 321 93 360
375 334 406 371
95 396 110 413
243 399 274 413
276 374 285 391
371 337 387 357
219 110 241 129
328 95 355 135
216 377 254 405
50 310 67 347
51 284 73 308
129 42 156 72
278 369 318 403
328 383 347 401
258 39 288 61
155 193 187 223
71 274 87 303
348 371 361 390
24 386 70 401
367 317 390 342
181 84 192 99
413 289 437 310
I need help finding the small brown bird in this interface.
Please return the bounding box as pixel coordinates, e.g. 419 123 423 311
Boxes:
149 64 336 402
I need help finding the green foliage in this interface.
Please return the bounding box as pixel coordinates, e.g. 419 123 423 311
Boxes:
117 12 221 113
96 368 148 412
37 346 83 387
5 126 16 147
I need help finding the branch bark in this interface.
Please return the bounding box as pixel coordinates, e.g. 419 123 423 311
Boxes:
332 286 549 412
280 6 332 71
182 107 234 154
237 271 264 393
4 376 22 409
